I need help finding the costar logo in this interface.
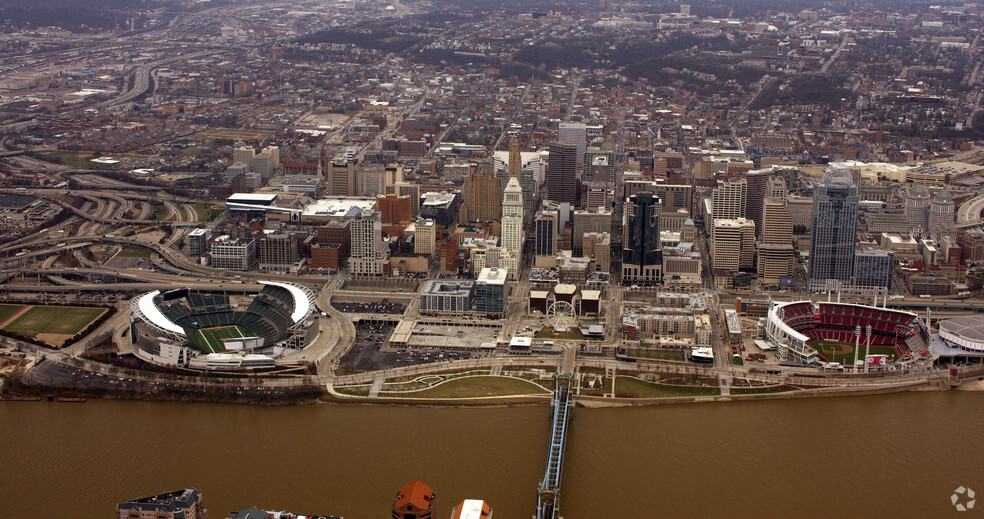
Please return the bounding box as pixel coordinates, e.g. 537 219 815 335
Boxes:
951 486 976 512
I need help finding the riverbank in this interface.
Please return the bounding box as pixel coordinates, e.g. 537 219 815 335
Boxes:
1 358 959 407
1 373 325 405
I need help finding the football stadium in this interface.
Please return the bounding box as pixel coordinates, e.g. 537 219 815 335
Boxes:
129 281 317 370
764 301 920 367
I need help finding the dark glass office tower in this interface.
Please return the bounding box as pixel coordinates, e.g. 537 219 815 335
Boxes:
809 168 859 287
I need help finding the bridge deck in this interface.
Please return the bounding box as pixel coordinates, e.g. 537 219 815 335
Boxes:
537 373 572 519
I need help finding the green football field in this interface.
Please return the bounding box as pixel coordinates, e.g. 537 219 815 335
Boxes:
811 340 901 364
192 325 256 353
1 305 105 338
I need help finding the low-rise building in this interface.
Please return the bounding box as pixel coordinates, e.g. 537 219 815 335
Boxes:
419 279 475 315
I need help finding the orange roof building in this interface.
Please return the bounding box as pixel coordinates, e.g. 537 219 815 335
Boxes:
392 480 436 519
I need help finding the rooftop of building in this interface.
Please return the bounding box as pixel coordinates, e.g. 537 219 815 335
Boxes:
421 191 457 207
300 198 376 218
228 192 278 203
393 480 436 511
477 267 508 284
941 315 984 343
856 247 892 257
820 167 855 188
116 488 200 512
422 278 475 295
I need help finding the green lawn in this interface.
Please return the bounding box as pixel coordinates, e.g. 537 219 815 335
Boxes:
2 306 105 338
811 340 900 364
613 377 719 398
192 325 255 354
35 151 94 169
386 376 550 398
579 376 613 397
116 246 152 258
0 304 26 324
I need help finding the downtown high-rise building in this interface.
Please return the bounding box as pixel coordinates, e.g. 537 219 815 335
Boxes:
712 218 755 272
501 177 524 253
745 168 774 239
712 178 747 222
622 191 662 285
326 158 357 196
904 185 931 235
534 210 559 257
559 122 587 165
459 162 502 224
507 137 522 180
349 209 389 276
757 196 794 286
414 218 437 256
853 247 894 290
584 147 615 183
546 143 578 204
521 164 537 217
929 189 955 241
809 168 859 290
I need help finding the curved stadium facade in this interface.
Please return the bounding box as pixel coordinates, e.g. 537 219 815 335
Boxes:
129 281 316 370
764 301 919 365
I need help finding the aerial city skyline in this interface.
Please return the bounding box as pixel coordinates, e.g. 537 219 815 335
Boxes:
1 0 984 516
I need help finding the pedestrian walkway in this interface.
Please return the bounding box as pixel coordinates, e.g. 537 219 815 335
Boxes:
368 378 384 398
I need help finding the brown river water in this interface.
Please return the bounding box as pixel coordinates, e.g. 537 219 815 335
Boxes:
1 392 982 518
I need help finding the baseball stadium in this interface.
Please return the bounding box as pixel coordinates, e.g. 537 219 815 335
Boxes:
764 301 920 367
129 281 317 370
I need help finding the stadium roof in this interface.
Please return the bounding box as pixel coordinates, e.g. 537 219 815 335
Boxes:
135 290 186 336
259 281 310 324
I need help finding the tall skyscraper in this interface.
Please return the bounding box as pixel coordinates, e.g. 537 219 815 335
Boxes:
232 146 255 165
712 178 747 222
853 248 894 290
356 163 386 197
521 164 537 217
501 177 524 253
507 137 521 180
904 185 931 235
349 209 388 276
559 122 587 166
584 147 615 183
547 143 578 204
535 210 559 257
622 191 662 284
930 189 955 241
502 176 524 218
712 218 755 272
809 168 859 289
745 168 774 238
414 218 437 256
764 175 788 203
572 209 611 256
460 163 502 224
757 196 794 286
326 158 356 196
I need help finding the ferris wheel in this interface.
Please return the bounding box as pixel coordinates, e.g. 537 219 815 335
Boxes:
547 300 577 333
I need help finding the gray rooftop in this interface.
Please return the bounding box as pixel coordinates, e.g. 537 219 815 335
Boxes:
940 316 984 343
